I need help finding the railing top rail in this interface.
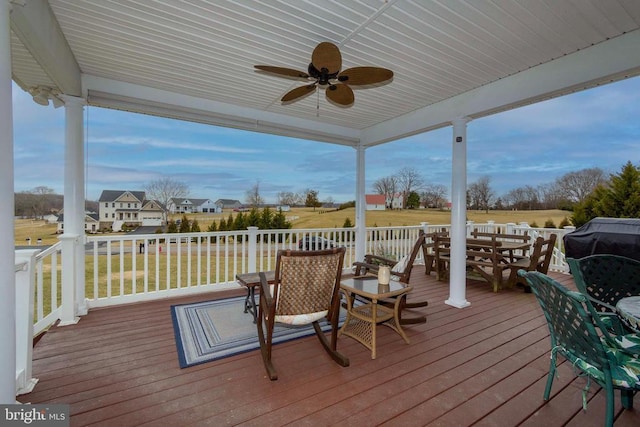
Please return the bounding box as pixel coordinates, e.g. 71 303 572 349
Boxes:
34 242 62 260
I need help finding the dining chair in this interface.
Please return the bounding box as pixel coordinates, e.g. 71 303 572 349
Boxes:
519 270 640 427
506 233 557 292
256 247 349 380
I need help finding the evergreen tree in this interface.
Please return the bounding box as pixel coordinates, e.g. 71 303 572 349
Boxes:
406 191 420 209
190 218 200 232
259 207 274 229
218 217 227 231
179 214 191 233
272 209 291 230
233 212 246 230
596 161 640 218
207 221 217 232
246 207 261 227
166 219 178 233
571 161 640 226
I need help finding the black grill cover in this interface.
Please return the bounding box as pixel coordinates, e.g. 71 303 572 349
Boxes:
564 217 640 261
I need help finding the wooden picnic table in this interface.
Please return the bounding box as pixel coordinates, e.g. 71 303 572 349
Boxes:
434 236 530 292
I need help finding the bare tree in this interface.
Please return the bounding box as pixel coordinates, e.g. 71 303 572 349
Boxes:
31 186 55 219
555 167 606 203
468 176 494 213
372 176 398 208
245 180 264 207
420 183 448 208
396 167 425 209
145 177 189 224
276 191 298 206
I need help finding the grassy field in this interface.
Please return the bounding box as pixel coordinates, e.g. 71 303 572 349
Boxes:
14 207 572 246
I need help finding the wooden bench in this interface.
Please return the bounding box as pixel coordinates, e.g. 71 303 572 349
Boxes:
434 235 509 292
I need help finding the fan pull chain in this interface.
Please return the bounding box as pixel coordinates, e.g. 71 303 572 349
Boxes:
316 86 320 117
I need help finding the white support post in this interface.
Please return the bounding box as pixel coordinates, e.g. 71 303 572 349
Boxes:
60 95 87 316
354 145 366 264
15 250 40 395
0 0 16 404
58 234 80 326
446 117 471 308
247 226 258 273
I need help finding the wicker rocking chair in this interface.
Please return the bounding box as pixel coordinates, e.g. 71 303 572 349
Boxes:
519 270 640 426
256 247 349 380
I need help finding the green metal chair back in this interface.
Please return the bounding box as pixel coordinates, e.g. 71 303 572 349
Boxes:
567 254 640 314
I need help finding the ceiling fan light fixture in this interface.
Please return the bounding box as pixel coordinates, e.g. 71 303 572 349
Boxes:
255 42 392 107
29 85 64 108
30 86 51 106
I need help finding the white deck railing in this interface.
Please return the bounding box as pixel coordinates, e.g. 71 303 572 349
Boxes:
13 221 572 394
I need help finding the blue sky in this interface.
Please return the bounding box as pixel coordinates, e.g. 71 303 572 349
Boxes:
12 76 640 204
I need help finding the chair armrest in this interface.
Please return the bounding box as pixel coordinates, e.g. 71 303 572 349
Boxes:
258 271 274 308
363 254 397 267
353 261 379 276
586 294 617 313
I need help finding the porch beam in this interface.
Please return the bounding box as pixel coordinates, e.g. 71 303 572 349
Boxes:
9 0 81 95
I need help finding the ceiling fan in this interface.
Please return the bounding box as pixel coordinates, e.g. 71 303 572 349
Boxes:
254 42 393 107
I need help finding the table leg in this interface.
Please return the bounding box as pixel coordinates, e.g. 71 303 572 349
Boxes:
244 286 257 323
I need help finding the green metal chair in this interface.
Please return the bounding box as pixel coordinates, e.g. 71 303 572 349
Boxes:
567 255 640 341
519 270 640 426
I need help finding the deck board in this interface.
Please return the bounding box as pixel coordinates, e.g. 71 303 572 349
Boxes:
19 271 640 426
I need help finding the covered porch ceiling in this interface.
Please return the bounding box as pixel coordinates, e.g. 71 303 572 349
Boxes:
10 0 640 147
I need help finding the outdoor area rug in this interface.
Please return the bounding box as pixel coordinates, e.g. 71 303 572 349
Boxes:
171 296 346 368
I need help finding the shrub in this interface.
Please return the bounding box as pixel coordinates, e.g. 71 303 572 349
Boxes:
559 217 571 228
544 219 556 228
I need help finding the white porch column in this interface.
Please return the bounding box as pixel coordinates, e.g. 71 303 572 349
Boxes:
446 117 471 308
0 0 16 403
354 144 366 264
60 95 88 317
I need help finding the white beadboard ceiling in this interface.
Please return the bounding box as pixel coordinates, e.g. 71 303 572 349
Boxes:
9 0 640 146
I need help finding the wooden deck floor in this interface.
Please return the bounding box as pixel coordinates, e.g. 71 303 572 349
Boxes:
19 271 640 426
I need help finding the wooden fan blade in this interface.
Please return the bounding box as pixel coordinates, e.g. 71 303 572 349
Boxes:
326 84 354 107
254 65 309 80
311 42 342 75
281 84 316 103
338 67 393 85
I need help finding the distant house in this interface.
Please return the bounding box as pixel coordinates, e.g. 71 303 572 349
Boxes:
168 198 219 214
215 199 242 211
365 194 386 211
43 214 59 224
388 192 404 209
98 190 165 231
57 212 100 234
138 200 164 226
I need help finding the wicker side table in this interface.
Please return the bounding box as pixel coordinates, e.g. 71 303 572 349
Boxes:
339 276 411 359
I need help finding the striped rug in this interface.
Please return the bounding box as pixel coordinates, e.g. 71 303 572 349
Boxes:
170 296 344 368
